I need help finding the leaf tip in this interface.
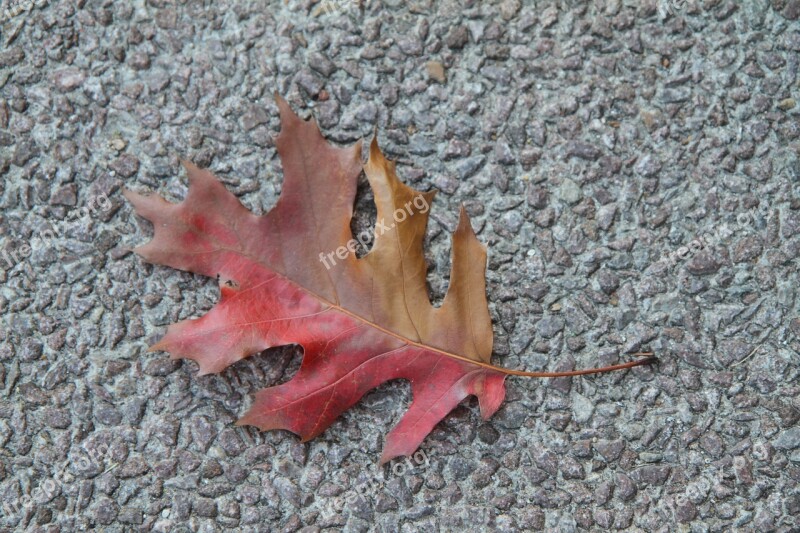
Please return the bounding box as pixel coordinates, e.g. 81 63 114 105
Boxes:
366 135 397 177
235 413 254 428
181 159 209 188
274 93 296 123
179 158 196 172
369 134 382 158
378 445 405 465
378 453 392 466
121 187 147 208
455 205 473 233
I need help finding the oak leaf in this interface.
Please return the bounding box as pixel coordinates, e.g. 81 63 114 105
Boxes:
125 97 654 463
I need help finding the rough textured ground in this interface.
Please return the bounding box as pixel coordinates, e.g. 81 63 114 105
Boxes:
0 0 799 531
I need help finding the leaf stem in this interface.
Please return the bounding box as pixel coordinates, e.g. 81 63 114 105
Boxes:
495 352 657 378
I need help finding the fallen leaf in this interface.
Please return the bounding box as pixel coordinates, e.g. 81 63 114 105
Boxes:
125 96 654 462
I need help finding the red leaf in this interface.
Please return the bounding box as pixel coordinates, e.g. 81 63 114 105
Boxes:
125 96 654 462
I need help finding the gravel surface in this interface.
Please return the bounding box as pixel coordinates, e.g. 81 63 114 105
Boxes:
1 0 799 531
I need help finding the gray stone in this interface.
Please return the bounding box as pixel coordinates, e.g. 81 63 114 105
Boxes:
557 178 582 205
773 428 800 450
634 154 662 177
536 316 565 339
19 338 43 362
117 507 143 525
566 141 601 161
445 26 470 49
571 393 595 423
687 252 721 275
52 68 86 92
453 155 485 179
